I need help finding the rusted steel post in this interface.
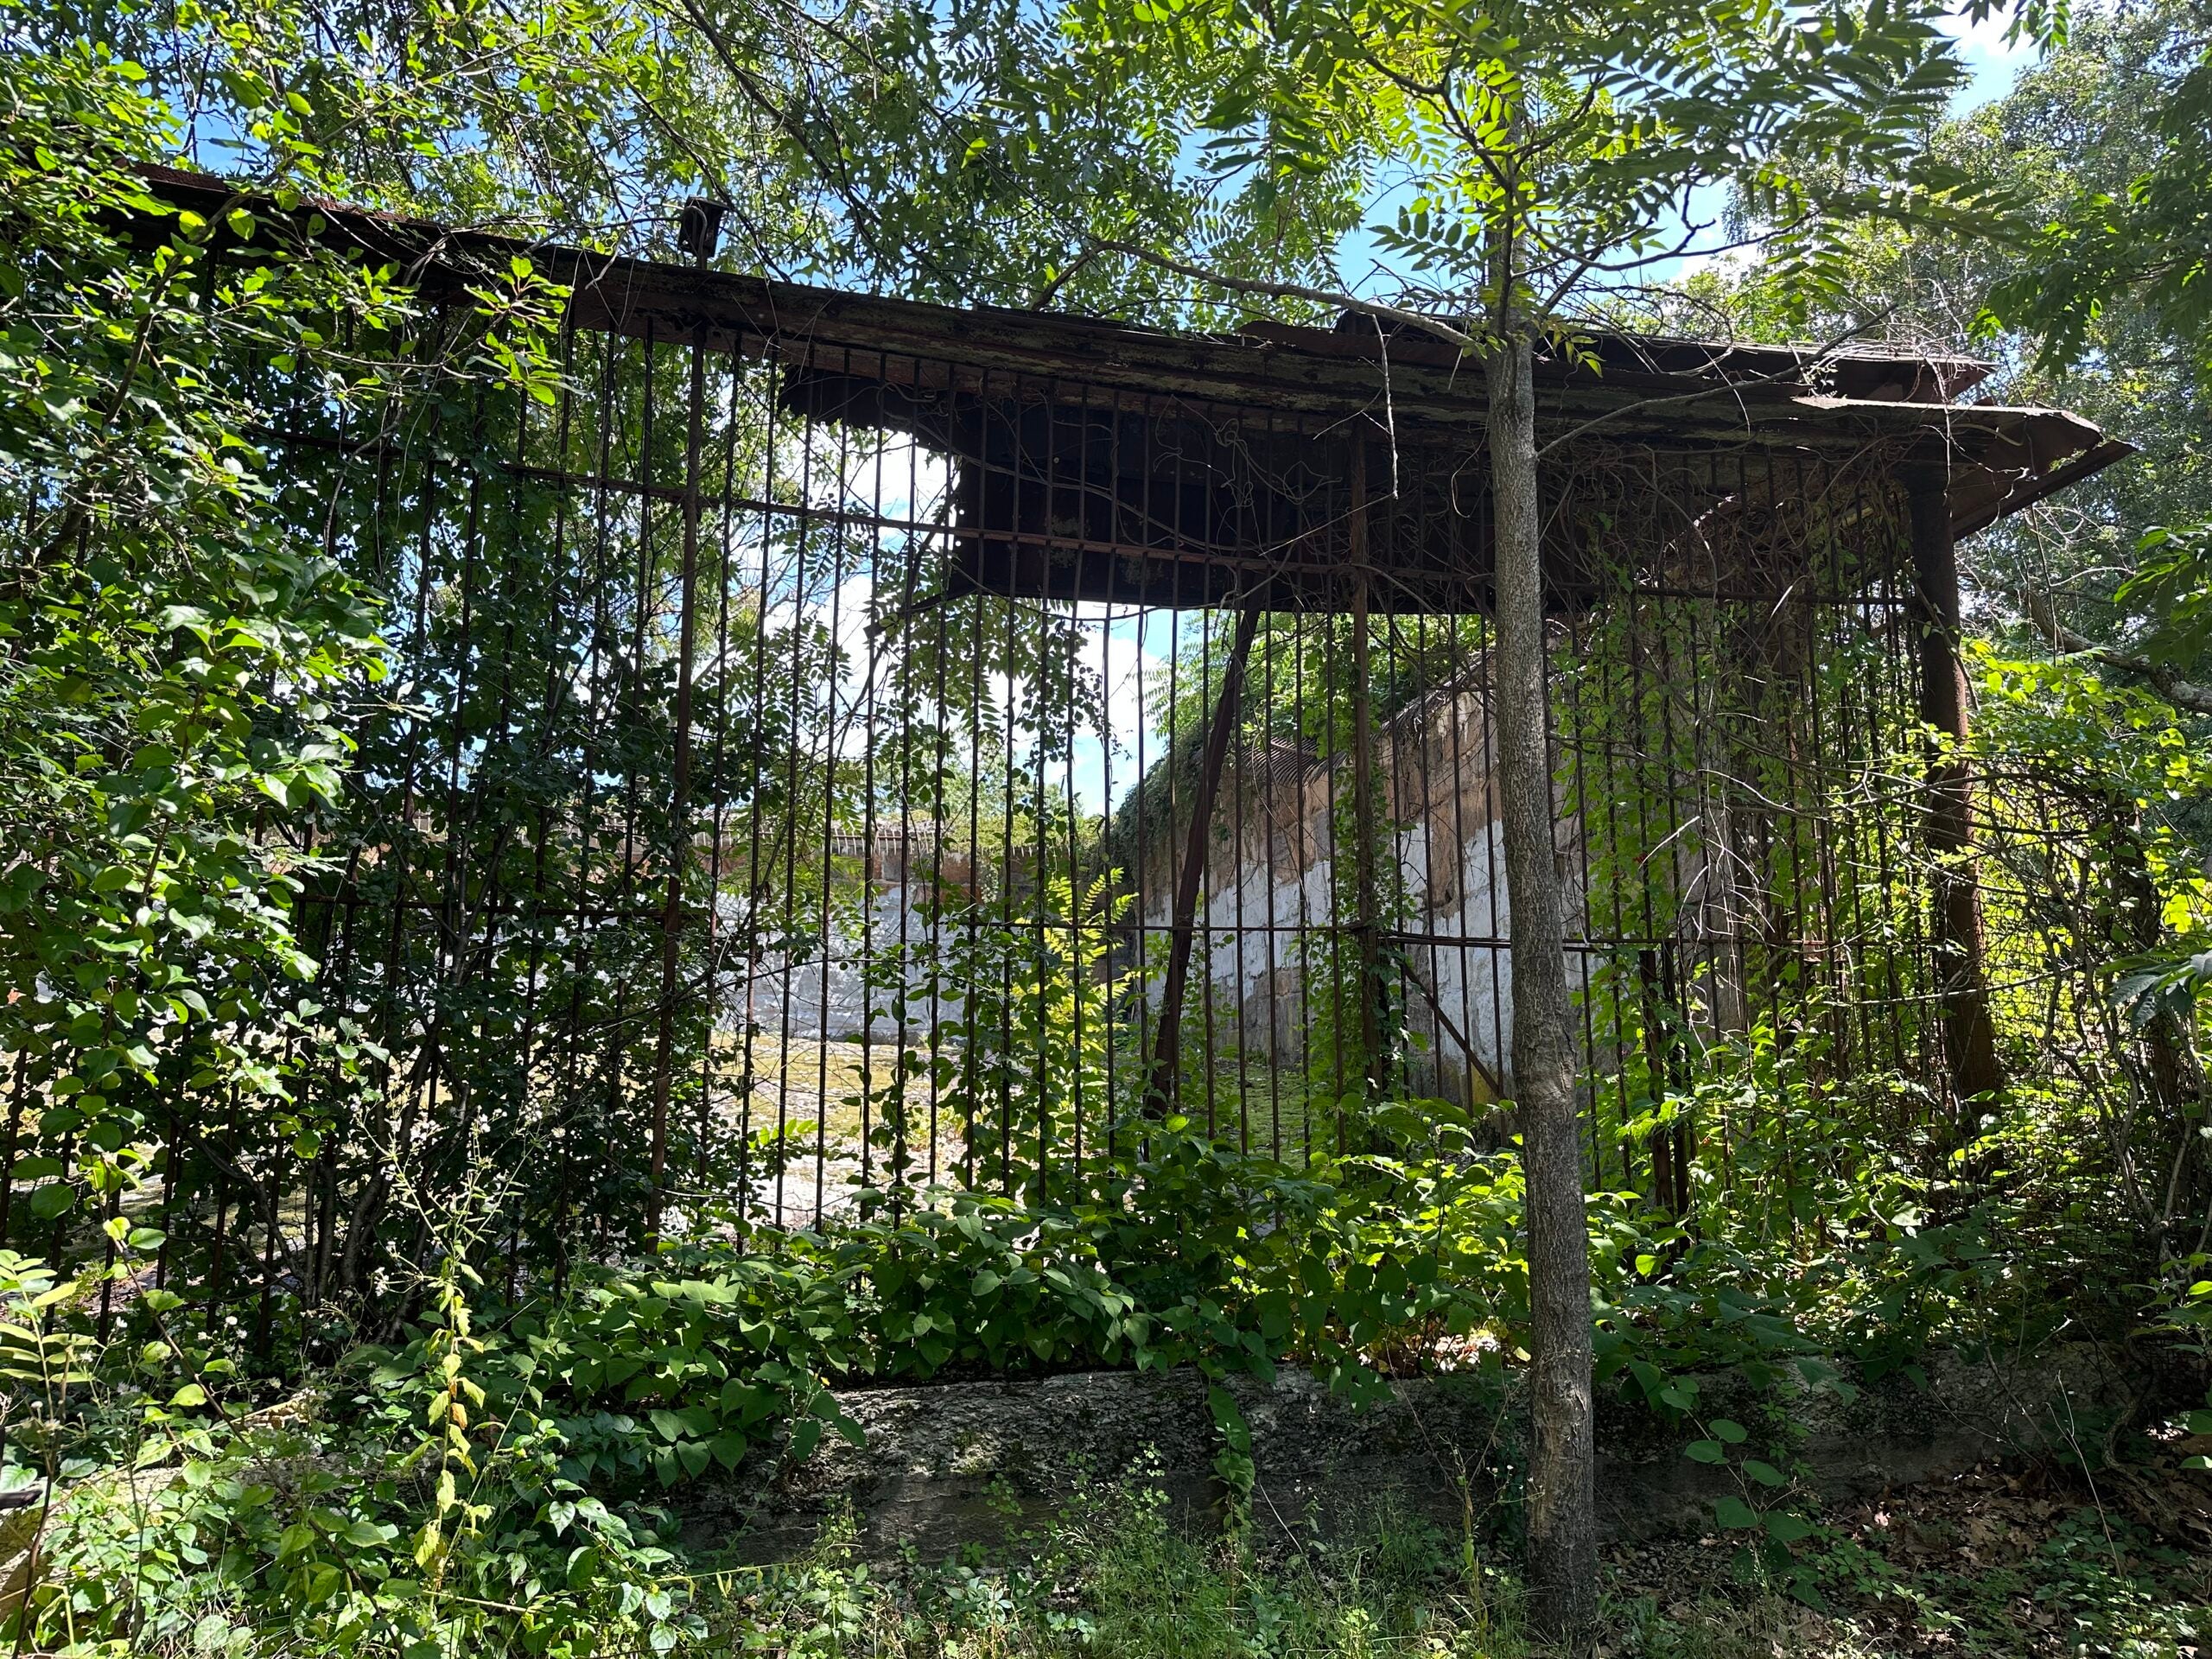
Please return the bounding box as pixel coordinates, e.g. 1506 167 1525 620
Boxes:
1348 557 1385 1094
1905 462 2003 1113
647 332 707 1243
1146 600 1263 1116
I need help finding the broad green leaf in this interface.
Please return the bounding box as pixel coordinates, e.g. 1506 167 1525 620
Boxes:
1762 1510 1815 1543
1713 1496 1761 1530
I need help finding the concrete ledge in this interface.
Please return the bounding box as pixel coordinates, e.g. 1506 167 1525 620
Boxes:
683 1344 2133 1561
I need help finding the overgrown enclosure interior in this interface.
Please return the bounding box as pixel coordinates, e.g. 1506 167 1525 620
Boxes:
15 178 2125 1297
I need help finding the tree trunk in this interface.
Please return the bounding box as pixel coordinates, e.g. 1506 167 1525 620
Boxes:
1485 327 1598 1643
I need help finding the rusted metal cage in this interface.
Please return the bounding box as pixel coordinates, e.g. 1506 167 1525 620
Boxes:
35 175 2127 1282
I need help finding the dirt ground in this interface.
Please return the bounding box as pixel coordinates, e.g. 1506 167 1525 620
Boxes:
1599 1443 2212 1657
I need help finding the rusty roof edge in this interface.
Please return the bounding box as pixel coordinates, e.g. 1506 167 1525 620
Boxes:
1792 394 2108 442
130 165 2125 518
1298 312 1994 401
1951 436 2140 541
131 165 1991 397
124 167 1957 409
1584 329 1995 400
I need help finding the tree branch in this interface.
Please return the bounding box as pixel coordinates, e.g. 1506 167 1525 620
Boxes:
666 0 960 290
2019 590 2212 715
1091 238 1479 350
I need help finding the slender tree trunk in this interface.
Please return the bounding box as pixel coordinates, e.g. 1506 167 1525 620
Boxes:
1486 325 1598 1644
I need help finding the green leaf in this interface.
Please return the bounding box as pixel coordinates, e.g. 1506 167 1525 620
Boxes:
1713 1496 1761 1530
566 1544 600 1589
1743 1459 1787 1488
709 1431 748 1470
29 1185 76 1221
1709 1418 1749 1444
1684 1440 1727 1464
1762 1510 1815 1543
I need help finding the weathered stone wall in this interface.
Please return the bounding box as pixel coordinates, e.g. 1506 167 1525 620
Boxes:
1128 683 1629 1107
681 1344 2134 1562
718 884 963 1044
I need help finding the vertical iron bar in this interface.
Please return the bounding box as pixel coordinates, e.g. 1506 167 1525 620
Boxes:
1348 564 1384 1095
647 327 707 1244
1905 461 2004 1115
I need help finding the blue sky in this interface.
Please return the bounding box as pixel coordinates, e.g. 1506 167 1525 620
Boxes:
1948 8 2042 109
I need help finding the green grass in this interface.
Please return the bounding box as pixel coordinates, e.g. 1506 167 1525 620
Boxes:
704 1481 1518 1658
696 1453 2212 1659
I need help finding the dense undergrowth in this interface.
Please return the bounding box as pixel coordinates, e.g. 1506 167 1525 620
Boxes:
9 1073 2210 1655
17 1395 2212 1656
695 1459 2212 1658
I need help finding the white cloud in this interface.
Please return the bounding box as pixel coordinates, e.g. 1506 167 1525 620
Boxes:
1942 5 2042 111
